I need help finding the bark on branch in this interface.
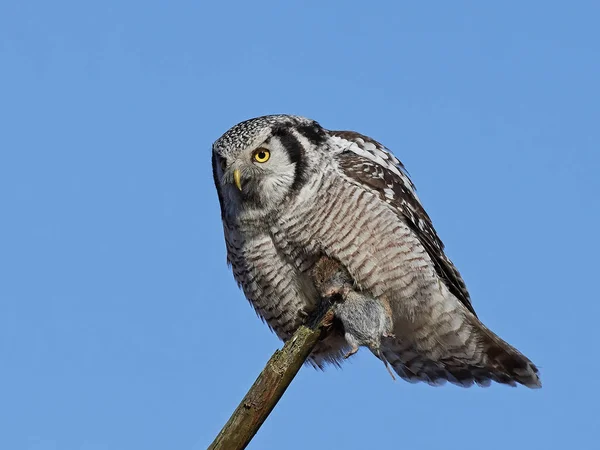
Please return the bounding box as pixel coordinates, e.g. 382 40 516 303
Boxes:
207 306 333 450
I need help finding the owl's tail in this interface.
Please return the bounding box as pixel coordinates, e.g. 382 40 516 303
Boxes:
379 314 541 388
468 317 541 388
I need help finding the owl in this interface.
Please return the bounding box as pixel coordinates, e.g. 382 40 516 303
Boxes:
212 114 540 388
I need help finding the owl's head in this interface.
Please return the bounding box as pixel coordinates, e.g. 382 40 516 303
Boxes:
212 115 327 217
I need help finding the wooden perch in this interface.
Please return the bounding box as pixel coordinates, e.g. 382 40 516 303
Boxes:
207 305 334 450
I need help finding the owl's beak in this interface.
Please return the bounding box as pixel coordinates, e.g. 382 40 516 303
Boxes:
233 169 242 191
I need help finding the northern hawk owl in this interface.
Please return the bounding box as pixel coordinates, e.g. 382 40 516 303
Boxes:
212 114 540 388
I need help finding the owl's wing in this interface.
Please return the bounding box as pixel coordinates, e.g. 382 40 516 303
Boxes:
328 130 476 316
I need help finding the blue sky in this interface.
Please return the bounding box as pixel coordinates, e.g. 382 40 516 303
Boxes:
1 1 599 449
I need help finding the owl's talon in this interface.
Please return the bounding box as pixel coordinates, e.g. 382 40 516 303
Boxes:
321 309 335 329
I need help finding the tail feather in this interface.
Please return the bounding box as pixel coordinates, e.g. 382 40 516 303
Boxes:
380 315 541 388
472 318 541 388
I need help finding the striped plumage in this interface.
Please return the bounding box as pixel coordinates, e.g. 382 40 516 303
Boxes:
212 114 540 388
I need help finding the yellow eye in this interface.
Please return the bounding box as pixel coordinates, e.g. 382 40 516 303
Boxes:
253 148 270 163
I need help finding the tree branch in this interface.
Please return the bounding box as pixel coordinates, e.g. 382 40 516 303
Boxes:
208 306 333 450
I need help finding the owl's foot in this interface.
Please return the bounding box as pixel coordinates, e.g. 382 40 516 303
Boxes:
321 286 351 304
320 309 336 331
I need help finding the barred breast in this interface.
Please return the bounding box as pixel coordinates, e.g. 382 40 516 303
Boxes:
225 221 316 341
273 169 438 321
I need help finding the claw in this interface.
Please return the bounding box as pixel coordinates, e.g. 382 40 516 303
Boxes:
321 285 351 302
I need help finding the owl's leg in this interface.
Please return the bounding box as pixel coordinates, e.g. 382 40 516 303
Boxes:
315 284 352 339
308 296 336 334
321 285 352 303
